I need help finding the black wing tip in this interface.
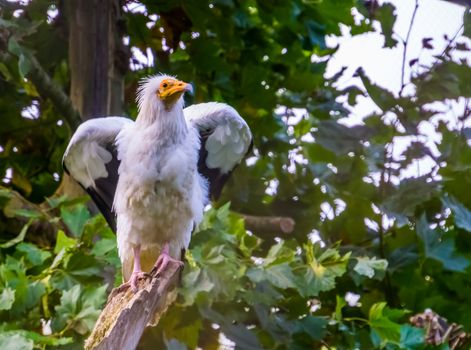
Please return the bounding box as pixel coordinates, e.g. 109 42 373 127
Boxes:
85 186 117 233
62 161 70 175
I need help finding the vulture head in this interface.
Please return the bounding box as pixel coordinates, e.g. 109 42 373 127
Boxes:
136 75 193 123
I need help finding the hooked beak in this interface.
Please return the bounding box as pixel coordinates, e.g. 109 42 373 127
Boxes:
158 79 193 110
159 80 192 99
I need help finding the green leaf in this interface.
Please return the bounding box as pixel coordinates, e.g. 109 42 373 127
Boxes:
56 284 81 317
247 263 297 290
415 61 471 103
61 204 91 237
334 295 346 322
0 256 45 314
66 252 102 277
54 284 104 334
301 244 350 296
0 333 33 350
18 54 31 79
73 285 107 334
263 240 295 266
54 230 77 254
304 20 326 50
181 268 215 305
7 37 23 56
376 3 398 48
416 215 469 272
0 63 12 81
315 120 373 155
356 67 396 111
296 316 328 340
0 287 15 310
354 256 388 279
15 243 51 267
265 263 298 289
223 324 263 350
400 325 424 349
90 237 120 267
0 331 72 347
368 302 401 346
380 177 437 227
442 195 471 232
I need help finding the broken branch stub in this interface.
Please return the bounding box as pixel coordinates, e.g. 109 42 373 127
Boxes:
85 263 180 350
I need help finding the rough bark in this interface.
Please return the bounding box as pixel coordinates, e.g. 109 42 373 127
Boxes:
60 0 127 198
66 0 125 119
85 263 181 350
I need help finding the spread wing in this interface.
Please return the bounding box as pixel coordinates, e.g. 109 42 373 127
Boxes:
63 117 133 231
184 102 252 200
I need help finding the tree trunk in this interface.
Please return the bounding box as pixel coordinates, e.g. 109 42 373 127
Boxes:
66 0 125 118
59 0 126 197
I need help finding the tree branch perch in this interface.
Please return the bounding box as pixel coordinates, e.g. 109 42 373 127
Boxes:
85 263 181 350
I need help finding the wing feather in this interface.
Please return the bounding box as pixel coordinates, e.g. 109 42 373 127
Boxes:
184 102 252 200
63 117 133 231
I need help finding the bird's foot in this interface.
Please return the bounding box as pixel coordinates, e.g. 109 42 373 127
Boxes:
129 271 151 293
113 271 150 295
150 252 184 277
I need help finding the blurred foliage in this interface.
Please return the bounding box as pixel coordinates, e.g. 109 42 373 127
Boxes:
0 0 471 349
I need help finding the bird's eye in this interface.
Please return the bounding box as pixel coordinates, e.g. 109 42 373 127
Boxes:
162 83 168 88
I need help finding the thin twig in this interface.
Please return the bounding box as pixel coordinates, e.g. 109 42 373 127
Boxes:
437 23 464 62
399 0 419 97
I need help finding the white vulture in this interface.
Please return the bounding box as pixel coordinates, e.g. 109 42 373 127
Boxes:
63 75 252 292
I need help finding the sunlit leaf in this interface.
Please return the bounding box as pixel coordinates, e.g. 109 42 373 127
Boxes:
368 302 402 346
0 287 15 310
354 256 388 279
54 230 77 254
0 333 33 350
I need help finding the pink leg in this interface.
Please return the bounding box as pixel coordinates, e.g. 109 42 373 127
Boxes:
128 245 149 293
113 245 149 293
113 245 148 295
151 243 184 276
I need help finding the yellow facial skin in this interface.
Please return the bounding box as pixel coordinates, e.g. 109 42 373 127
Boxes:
157 78 190 109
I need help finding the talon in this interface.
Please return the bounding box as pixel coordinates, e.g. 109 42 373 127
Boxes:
152 243 184 277
130 271 150 293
